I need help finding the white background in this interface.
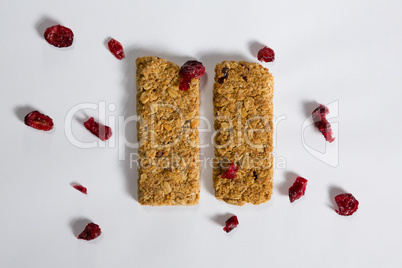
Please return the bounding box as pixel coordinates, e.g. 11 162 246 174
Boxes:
1 0 402 267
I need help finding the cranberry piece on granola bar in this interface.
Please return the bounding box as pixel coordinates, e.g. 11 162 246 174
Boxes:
72 184 87 194
24 111 54 131
83 117 112 141
44 25 74 48
312 104 335 143
289 176 308 203
257 46 275 62
107 38 125 60
218 67 229 84
223 216 239 233
179 60 205 91
335 193 359 216
77 222 101 241
221 162 239 180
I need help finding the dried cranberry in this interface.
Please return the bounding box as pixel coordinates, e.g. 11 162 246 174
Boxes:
83 117 112 141
312 104 335 143
77 223 101 241
335 193 359 216
257 46 275 62
107 38 125 60
218 67 229 84
289 177 308 203
221 162 239 180
179 77 191 91
223 216 239 233
179 60 205 91
72 184 87 194
24 111 54 131
44 25 74 48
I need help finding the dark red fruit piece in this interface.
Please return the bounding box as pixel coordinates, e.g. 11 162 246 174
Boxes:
218 67 229 84
223 216 239 233
44 25 74 48
257 46 275 62
24 111 54 131
312 104 335 143
77 222 101 241
179 77 191 91
72 184 87 194
289 176 308 203
335 193 359 216
83 117 112 141
107 38 125 60
221 162 239 180
179 60 205 91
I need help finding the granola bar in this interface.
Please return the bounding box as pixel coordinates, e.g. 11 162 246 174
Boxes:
136 56 200 206
213 61 274 205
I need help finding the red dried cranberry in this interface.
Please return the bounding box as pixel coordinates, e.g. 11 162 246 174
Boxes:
24 111 54 131
335 193 359 216
107 38 125 60
179 77 191 91
179 60 205 91
72 184 87 194
312 104 335 143
83 117 112 141
289 176 308 203
257 46 275 62
44 25 74 48
221 162 239 180
77 222 101 240
218 67 229 84
223 216 239 233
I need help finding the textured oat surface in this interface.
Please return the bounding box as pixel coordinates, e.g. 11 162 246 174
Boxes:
136 56 200 206
213 61 274 205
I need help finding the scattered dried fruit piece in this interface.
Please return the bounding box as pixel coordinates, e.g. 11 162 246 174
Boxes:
312 104 335 142
24 111 54 131
223 216 239 233
221 162 239 180
107 38 125 60
289 176 308 203
83 117 112 141
72 184 87 194
335 193 359 216
77 223 101 241
44 25 74 48
257 46 275 62
179 60 205 91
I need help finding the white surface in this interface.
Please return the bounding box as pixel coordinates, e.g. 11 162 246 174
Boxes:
1 0 402 267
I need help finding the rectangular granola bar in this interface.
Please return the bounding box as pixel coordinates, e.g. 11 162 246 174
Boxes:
213 61 274 205
136 56 200 205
